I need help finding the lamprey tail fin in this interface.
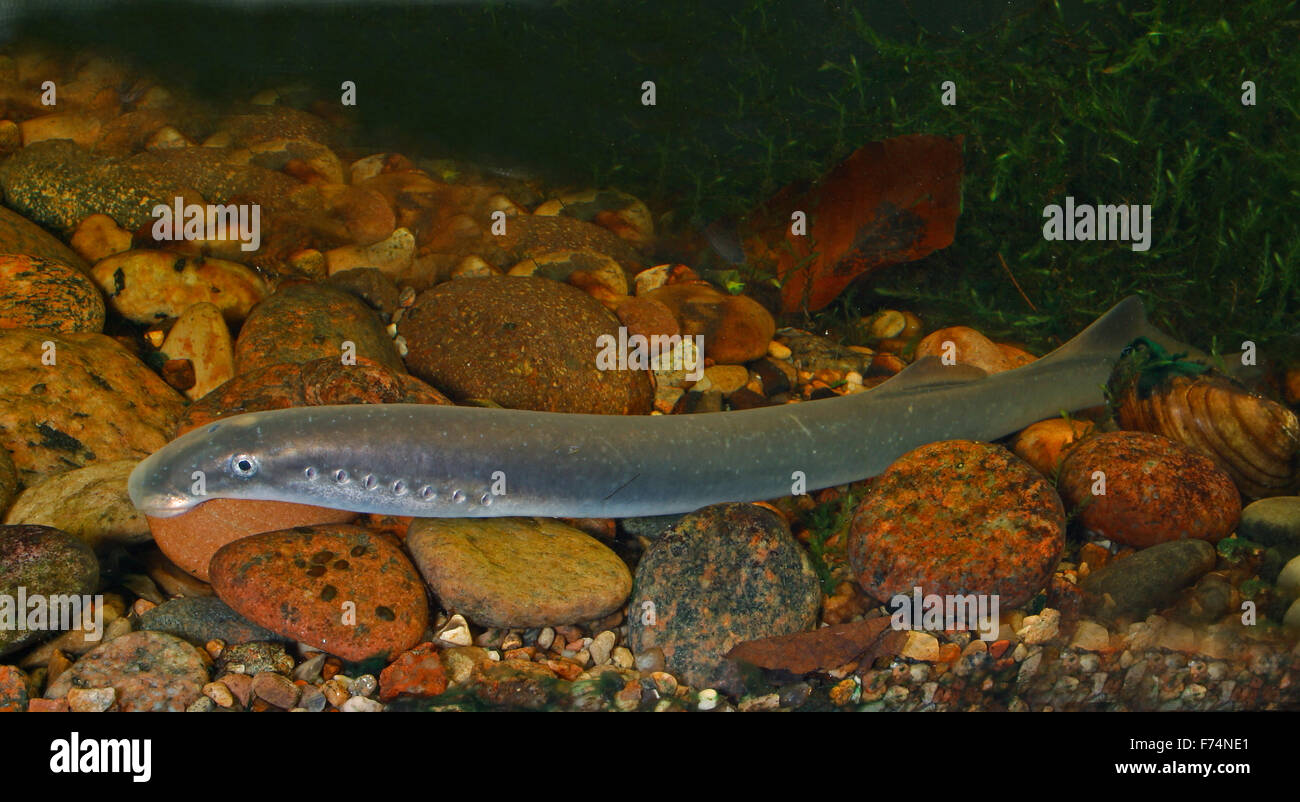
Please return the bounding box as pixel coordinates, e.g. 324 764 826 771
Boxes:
1038 295 1149 364
874 357 987 396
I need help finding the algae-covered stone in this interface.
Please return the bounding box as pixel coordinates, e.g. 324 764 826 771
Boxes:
138 595 288 646
0 524 100 657
234 282 404 375
399 275 652 414
1239 497 1300 562
44 631 208 712
0 139 318 232
1081 539 1217 620
406 517 632 628
0 254 105 333
0 330 184 484
848 440 1066 608
626 503 819 689
3 460 150 549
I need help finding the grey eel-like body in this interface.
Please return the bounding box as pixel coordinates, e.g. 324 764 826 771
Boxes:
128 295 1175 519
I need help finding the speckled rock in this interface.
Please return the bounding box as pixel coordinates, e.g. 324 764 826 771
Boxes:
626 503 819 689
44 631 208 711
0 329 184 485
0 524 100 657
209 524 428 662
234 282 404 375
406 517 632 628
138 595 288 646
0 664 28 711
1059 431 1240 548
3 459 150 549
0 205 89 273
92 251 269 326
0 448 17 517
1081 539 1217 620
399 275 652 414
214 641 294 676
848 440 1066 608
0 254 105 333
643 283 775 365
0 139 319 234
177 355 449 436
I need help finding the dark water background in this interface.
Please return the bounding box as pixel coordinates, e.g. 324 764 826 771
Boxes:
3 0 1297 353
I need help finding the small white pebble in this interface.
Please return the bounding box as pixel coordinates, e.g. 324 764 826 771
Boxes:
536 627 555 651
437 614 473 646
697 688 719 711
339 696 385 712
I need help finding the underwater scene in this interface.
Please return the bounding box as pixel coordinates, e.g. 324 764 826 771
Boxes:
0 0 1297 733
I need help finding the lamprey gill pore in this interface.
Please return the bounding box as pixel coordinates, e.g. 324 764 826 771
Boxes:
129 296 1179 519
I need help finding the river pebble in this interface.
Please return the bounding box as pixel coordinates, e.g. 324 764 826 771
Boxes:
3 459 150 549
626 503 819 689
209 524 428 662
849 440 1065 608
400 275 652 413
407 517 632 628
45 631 208 712
0 524 99 657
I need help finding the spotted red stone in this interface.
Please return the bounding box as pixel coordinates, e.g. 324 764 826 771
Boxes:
209 524 428 662
378 642 448 701
848 440 1065 609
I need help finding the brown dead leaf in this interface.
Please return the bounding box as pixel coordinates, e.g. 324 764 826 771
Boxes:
725 616 907 674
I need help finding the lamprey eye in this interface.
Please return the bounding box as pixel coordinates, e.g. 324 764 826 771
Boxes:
231 454 259 478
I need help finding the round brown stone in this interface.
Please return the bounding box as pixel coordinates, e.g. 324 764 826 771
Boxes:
209 524 428 662
399 275 652 414
234 282 404 376
0 329 184 485
848 440 1066 609
1058 431 1240 548
405 517 632 628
